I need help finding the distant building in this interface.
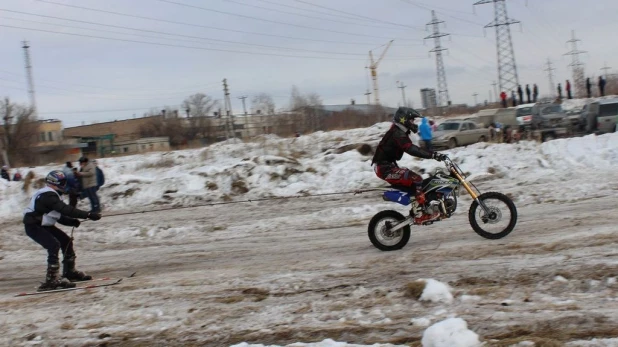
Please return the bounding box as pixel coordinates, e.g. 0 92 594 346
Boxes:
420 88 437 109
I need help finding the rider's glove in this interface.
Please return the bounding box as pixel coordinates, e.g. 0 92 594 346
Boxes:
433 152 447 162
87 212 101 221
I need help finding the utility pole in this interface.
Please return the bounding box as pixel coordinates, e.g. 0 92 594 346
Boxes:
222 78 233 139
564 30 586 98
238 95 248 115
396 81 407 107
472 92 479 106
425 11 450 108
544 58 556 98
22 41 37 115
474 0 520 94
368 40 394 105
491 81 498 102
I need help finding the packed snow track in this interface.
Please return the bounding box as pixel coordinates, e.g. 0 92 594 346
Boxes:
1 191 618 346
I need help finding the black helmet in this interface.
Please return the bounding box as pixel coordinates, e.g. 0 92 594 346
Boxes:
78 156 88 163
46 170 67 190
393 107 422 133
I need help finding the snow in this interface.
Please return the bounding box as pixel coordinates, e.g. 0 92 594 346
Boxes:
1 123 618 346
419 279 454 304
421 318 481 347
2 124 616 224
230 340 406 347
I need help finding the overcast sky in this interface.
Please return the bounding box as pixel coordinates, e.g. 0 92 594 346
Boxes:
0 0 616 127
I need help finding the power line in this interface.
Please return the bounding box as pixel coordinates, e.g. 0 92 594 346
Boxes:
223 0 414 31
0 13 399 57
564 30 586 98
155 0 420 40
400 0 485 27
292 0 425 30
252 0 374 23
425 11 450 107
0 24 428 61
29 1 400 47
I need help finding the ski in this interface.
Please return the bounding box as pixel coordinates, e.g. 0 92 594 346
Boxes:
75 271 137 284
15 278 123 297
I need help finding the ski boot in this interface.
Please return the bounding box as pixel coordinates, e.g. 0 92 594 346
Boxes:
63 256 92 282
37 264 76 291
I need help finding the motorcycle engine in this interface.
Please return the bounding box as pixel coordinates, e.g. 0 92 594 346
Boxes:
444 197 457 214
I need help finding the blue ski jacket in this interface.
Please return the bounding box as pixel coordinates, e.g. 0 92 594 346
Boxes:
419 118 432 141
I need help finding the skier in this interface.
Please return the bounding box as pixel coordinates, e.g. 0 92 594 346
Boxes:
371 107 447 225
23 170 101 291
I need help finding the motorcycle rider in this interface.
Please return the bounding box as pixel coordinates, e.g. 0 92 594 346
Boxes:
23 170 102 291
372 107 447 224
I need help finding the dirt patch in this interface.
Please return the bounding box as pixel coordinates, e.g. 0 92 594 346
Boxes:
138 158 176 169
206 182 218 190
231 180 249 194
111 188 139 200
403 280 426 300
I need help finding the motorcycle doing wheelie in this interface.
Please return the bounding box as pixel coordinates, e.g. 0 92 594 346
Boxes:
367 155 517 251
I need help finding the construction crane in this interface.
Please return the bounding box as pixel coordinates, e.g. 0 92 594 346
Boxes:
367 40 394 105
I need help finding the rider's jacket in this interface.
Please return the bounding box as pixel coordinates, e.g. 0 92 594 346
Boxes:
372 123 433 166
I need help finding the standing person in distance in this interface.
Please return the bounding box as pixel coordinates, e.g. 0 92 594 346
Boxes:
419 117 433 152
23 170 101 291
75 157 100 213
372 107 447 225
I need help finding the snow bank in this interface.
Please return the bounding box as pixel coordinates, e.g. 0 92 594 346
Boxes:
1 122 617 222
419 279 454 304
421 318 481 347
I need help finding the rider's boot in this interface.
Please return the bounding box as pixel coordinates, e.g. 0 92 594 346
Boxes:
412 191 440 225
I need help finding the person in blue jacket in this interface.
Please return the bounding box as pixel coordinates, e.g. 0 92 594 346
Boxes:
419 117 433 152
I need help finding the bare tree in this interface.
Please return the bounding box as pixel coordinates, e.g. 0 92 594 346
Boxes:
251 93 276 115
289 86 324 133
139 107 186 146
182 93 217 118
0 97 38 166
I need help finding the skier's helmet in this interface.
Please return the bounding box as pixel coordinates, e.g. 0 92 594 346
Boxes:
393 107 422 133
45 170 67 190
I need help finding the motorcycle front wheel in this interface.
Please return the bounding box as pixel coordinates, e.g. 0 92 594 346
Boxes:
368 210 411 251
468 192 517 239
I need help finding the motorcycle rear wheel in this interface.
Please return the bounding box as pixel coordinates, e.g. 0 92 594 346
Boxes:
368 210 411 251
468 192 517 239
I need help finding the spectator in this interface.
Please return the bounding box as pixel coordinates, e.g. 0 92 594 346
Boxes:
1 165 10 181
13 171 22 181
429 120 437 132
500 91 507 108
511 90 517 107
533 84 539 102
93 159 105 191
517 85 524 105
62 161 74 180
566 80 572 99
599 76 606 97
586 78 592 98
525 84 531 103
557 83 563 100
419 117 433 152
75 157 100 213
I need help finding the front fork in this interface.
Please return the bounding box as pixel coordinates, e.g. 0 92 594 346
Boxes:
451 169 491 215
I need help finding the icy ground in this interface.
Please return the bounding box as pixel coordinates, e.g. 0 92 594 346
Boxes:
1 125 617 346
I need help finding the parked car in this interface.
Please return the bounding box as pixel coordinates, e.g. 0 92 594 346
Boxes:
529 102 567 129
515 103 536 127
584 98 618 134
432 120 491 149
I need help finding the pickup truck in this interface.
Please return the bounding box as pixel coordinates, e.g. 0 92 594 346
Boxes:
431 120 491 149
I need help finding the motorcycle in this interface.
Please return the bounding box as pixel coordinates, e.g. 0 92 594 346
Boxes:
367 155 517 251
